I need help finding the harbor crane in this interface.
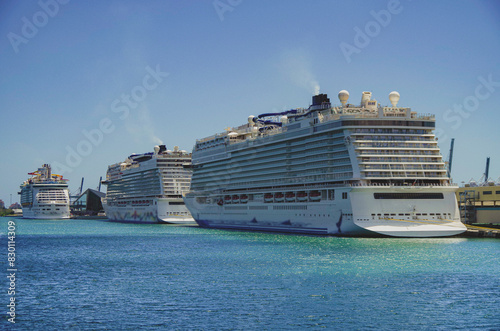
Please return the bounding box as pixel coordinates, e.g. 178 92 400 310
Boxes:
447 138 454 178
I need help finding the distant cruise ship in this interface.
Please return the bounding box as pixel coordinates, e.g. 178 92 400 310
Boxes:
19 164 71 219
184 90 467 237
101 145 194 224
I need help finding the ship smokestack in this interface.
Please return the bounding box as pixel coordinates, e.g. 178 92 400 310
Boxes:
311 93 330 110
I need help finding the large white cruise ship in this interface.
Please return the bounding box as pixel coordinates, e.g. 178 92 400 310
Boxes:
101 145 195 224
19 164 71 219
184 90 467 237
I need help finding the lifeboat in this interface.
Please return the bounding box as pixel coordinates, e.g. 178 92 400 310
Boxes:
240 194 248 203
232 195 240 203
285 192 296 202
224 195 232 204
309 191 321 201
297 192 308 202
274 192 284 202
264 193 273 203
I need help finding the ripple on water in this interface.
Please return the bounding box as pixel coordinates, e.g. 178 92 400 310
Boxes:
2 217 499 330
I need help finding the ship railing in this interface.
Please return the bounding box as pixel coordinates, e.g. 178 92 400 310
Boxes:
353 138 436 143
357 151 440 155
31 179 68 184
330 110 434 120
318 113 342 123
319 107 436 121
337 112 379 119
410 113 435 120
351 129 429 135
382 113 408 118
228 127 283 145
196 132 228 144
217 181 349 194
350 182 458 187
355 142 439 148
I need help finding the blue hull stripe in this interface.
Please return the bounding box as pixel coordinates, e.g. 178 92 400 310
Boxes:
196 220 329 235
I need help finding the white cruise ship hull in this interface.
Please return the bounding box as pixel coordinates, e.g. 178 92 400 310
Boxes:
184 186 466 237
102 198 195 224
21 204 71 219
348 186 466 237
185 91 468 237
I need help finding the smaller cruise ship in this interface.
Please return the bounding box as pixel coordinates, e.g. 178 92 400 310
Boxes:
19 164 71 219
101 145 194 224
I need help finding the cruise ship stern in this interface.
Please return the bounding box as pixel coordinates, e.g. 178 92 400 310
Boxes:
349 185 466 237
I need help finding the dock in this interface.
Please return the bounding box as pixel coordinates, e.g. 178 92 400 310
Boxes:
462 224 500 238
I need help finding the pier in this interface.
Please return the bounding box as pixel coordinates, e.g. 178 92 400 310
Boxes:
462 224 500 238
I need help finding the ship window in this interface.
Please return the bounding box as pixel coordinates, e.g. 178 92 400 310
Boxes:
483 191 492 195
342 192 348 199
496 191 500 194
374 193 444 199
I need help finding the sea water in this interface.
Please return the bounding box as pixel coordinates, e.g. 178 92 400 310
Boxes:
0 217 498 330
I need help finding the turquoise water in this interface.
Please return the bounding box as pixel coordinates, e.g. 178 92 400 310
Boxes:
1 217 499 330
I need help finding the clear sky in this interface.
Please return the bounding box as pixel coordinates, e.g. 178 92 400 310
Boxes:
1 0 499 204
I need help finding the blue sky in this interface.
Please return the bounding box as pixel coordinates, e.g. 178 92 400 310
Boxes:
1 0 499 204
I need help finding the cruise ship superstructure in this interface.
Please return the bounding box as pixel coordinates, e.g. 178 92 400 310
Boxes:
19 164 71 219
102 145 194 224
184 90 467 237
